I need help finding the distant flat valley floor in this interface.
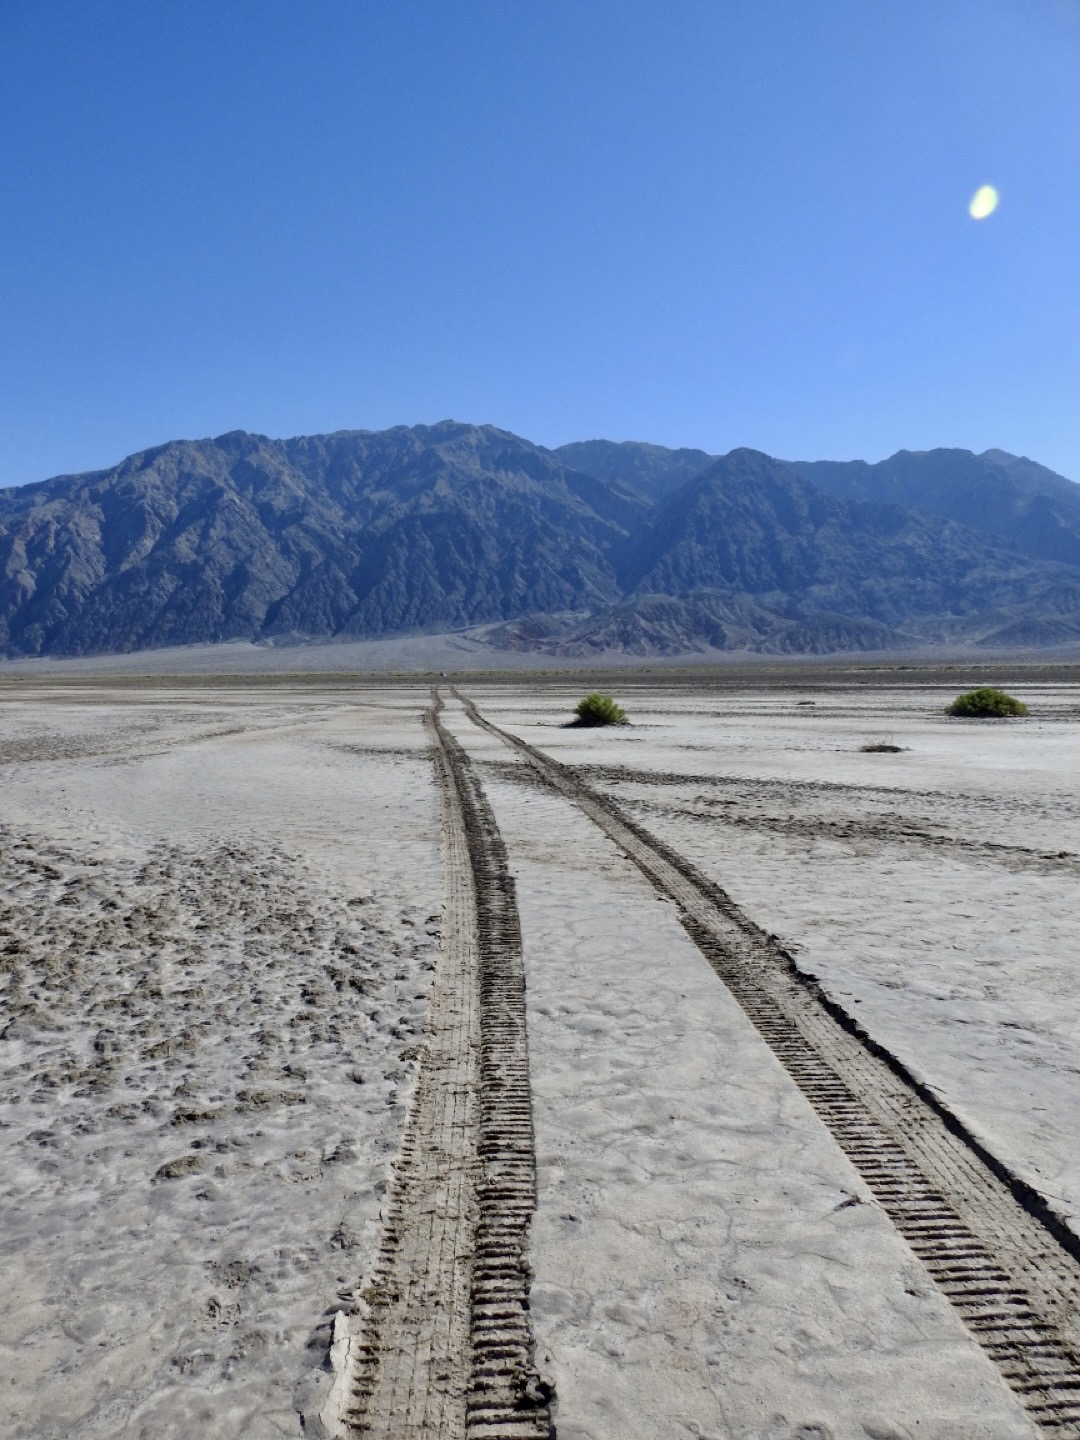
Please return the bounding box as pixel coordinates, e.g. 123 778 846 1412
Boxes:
1 669 1078 1439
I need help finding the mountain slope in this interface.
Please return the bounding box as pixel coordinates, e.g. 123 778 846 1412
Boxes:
485 593 907 657
552 439 716 504
0 423 640 657
791 448 1080 571
618 448 1080 640
3 426 1080 660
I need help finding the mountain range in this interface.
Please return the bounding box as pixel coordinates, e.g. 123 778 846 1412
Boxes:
3 421 1080 659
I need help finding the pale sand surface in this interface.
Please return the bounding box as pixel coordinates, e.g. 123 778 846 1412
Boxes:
0 687 441 1438
443 696 1034 1440
2 629 1079 677
471 683 1080 1226
0 632 649 677
1 677 1073 1437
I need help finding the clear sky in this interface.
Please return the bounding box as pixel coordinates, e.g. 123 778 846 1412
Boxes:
1 0 1079 487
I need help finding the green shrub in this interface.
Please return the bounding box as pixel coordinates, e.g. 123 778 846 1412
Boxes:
571 692 628 727
946 687 1028 718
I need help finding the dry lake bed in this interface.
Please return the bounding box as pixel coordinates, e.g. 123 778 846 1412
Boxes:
2 670 1079 1439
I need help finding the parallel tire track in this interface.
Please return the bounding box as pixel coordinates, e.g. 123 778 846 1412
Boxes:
575 764 1079 875
456 690 1080 1439
341 696 552 1439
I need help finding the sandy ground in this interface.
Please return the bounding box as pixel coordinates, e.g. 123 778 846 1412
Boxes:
443 695 1037 1440
2 675 1076 1437
3 633 1080 678
470 683 1080 1228
0 686 442 1438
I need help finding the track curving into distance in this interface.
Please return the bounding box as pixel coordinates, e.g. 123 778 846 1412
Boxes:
456 688 1080 1440
340 694 551 1439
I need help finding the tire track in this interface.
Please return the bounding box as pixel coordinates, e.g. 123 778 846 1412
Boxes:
455 689 1080 1439
575 764 1080 875
639 798 1080 875
340 695 551 1439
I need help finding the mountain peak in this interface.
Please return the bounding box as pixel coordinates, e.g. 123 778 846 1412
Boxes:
3 423 1080 660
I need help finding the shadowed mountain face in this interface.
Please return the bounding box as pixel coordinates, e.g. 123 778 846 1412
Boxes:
791 447 1080 571
615 448 1080 647
0 424 642 656
2 424 1080 658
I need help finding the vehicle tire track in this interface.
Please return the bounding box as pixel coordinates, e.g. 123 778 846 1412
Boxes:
575 764 1080 876
455 689 1080 1439
340 695 551 1439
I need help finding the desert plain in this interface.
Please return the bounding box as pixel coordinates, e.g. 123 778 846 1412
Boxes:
1 666 1079 1440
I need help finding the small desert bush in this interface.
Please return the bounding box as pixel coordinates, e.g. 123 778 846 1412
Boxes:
946 687 1028 718
860 742 903 753
571 693 628 727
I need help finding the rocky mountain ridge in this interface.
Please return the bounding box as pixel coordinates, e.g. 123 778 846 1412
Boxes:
2 422 1079 658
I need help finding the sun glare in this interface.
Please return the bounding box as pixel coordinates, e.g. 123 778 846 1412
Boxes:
969 184 999 220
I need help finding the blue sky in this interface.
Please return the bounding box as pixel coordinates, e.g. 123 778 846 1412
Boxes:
1 0 1078 486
